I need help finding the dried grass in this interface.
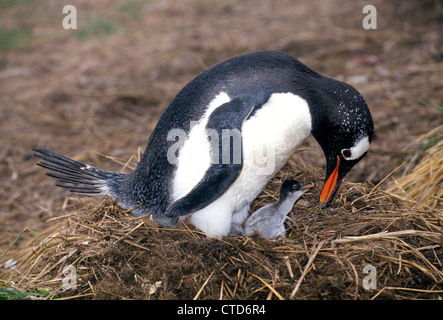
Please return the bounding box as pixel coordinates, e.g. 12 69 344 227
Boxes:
1 154 442 300
388 125 443 209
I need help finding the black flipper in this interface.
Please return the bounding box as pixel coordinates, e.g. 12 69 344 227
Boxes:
165 96 259 217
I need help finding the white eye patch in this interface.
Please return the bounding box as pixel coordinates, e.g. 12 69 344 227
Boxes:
341 136 370 160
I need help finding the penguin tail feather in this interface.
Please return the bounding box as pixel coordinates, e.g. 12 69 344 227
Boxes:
33 147 120 196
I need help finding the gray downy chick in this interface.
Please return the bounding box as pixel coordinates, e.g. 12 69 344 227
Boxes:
244 180 313 239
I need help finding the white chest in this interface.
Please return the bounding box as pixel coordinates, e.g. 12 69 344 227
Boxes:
223 92 312 207
171 91 312 236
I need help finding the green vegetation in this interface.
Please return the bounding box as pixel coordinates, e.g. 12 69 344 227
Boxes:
1 227 48 262
0 283 56 300
118 0 144 20
76 15 119 41
0 0 33 8
0 28 32 49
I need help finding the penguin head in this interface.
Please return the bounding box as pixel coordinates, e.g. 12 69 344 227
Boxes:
310 80 374 208
280 180 314 200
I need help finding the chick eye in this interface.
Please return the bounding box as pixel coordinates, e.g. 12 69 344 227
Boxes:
341 149 352 159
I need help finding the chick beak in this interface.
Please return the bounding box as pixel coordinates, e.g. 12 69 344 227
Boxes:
301 182 314 190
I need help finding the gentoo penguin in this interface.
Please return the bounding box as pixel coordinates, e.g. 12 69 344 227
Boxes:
34 50 374 238
243 180 313 239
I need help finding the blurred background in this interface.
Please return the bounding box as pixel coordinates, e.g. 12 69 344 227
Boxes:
0 0 442 247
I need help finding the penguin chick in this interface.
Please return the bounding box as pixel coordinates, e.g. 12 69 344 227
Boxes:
244 180 313 239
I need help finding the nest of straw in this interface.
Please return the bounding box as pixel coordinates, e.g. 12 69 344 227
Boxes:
1 155 442 300
388 125 443 209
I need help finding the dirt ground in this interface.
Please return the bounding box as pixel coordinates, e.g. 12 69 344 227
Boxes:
0 0 442 300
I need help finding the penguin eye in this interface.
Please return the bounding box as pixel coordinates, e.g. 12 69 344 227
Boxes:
341 149 352 159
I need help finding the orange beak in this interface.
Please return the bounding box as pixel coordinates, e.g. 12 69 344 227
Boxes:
301 182 314 190
320 155 340 204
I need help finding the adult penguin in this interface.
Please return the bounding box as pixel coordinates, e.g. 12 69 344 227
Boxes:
34 50 374 237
